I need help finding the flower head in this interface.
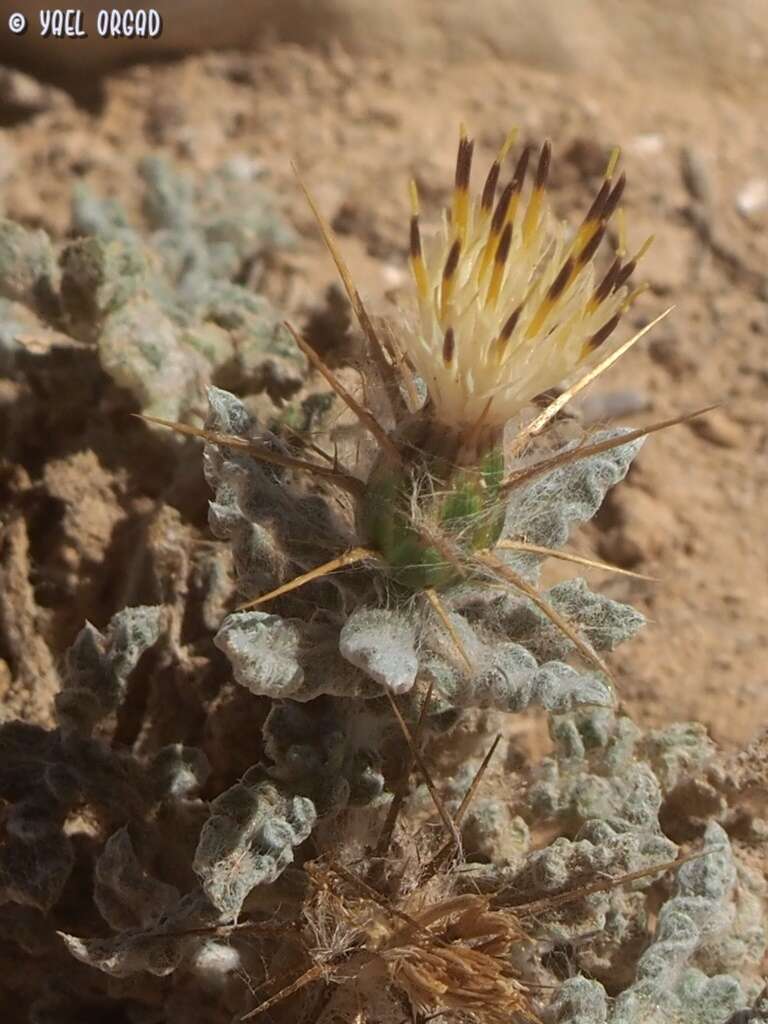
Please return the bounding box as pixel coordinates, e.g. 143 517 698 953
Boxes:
406 128 649 432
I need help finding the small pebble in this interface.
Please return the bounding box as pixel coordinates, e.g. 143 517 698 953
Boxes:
735 179 768 218
627 133 665 157
219 155 265 182
680 147 713 205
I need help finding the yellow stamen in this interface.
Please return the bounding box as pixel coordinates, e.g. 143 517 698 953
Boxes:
571 219 602 258
624 283 649 307
522 187 543 246
491 305 523 363
409 181 430 300
440 238 462 323
477 128 518 225
524 296 556 340
522 142 550 246
499 127 518 162
633 234 655 263
605 145 621 179
485 223 512 309
410 252 429 300
452 125 473 242
409 178 420 215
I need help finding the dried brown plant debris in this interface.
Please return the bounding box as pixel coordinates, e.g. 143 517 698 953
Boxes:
241 860 541 1023
229 843 709 1023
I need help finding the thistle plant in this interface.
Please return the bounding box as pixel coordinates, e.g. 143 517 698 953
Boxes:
5 129 761 1024
148 126 693 680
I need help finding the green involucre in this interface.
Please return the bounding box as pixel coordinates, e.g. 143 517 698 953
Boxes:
359 444 506 590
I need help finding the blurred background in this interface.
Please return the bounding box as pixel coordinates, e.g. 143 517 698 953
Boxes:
0 0 765 746
1 0 767 87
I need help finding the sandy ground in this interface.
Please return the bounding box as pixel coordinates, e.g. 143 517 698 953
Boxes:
0 31 766 749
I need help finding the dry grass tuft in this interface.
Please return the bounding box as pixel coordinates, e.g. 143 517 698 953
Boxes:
381 894 540 1022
